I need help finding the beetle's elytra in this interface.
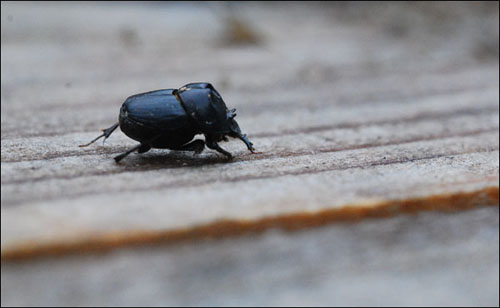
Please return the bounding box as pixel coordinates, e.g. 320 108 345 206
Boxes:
80 83 255 162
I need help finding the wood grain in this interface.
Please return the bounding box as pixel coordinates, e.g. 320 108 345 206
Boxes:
1 2 499 306
1 2 498 262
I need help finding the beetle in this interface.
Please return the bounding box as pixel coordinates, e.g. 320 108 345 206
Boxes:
80 82 255 162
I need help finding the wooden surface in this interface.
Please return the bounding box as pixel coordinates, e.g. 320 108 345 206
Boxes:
1 2 499 306
2 207 499 306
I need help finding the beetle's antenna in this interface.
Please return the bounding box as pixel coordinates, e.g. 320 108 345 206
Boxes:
79 122 119 147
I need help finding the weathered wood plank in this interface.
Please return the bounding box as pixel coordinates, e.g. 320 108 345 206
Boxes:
1 2 499 306
1 0 498 279
1 206 498 306
2 143 498 252
1 115 498 202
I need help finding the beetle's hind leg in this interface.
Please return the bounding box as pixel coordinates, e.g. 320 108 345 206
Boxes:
114 143 150 163
79 122 119 147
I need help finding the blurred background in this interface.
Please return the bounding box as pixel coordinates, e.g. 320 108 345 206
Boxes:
1 1 499 306
2 1 498 138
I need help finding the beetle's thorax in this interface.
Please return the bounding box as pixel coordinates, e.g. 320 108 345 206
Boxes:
174 84 236 134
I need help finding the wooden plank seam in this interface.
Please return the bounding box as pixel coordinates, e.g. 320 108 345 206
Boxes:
1 186 498 262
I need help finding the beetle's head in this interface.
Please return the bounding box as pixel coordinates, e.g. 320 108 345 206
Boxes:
226 108 240 132
226 108 244 136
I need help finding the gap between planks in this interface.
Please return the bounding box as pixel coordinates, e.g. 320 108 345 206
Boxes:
1 187 498 263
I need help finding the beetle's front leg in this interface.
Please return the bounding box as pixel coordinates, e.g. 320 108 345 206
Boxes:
237 133 255 153
229 131 255 153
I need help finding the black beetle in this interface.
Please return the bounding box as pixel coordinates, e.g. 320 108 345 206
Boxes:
80 83 255 162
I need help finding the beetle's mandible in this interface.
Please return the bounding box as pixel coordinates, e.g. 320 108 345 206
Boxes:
80 83 255 162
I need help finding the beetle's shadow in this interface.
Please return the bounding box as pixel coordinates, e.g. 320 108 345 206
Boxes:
114 150 237 169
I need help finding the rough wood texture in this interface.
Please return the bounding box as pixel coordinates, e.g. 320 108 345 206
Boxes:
2 207 499 306
1 2 499 306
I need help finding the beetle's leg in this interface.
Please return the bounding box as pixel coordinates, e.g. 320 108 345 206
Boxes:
137 144 151 154
237 133 255 153
206 141 232 159
114 143 143 163
227 118 255 153
79 122 119 147
210 143 232 159
177 139 205 154
205 134 232 158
